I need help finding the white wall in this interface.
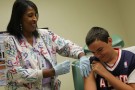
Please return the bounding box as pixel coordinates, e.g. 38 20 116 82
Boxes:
116 0 135 46
0 0 134 90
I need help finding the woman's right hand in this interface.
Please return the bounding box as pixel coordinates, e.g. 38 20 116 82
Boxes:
54 60 70 76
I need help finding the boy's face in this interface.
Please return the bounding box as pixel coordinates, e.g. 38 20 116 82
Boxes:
88 38 113 63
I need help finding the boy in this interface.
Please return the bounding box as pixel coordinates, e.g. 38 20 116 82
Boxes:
84 26 135 90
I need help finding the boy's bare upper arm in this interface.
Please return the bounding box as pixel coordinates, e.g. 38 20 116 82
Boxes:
84 71 97 90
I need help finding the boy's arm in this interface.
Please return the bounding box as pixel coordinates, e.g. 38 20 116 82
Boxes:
92 61 135 90
84 71 97 90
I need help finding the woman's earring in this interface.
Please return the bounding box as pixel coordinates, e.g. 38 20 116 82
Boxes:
20 24 22 31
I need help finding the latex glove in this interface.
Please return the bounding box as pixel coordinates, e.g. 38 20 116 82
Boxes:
79 56 91 77
54 60 70 76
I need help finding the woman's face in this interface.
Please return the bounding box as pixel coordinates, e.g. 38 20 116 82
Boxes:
22 6 38 33
88 38 113 63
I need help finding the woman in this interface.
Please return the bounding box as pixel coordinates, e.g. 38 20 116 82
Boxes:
4 0 90 90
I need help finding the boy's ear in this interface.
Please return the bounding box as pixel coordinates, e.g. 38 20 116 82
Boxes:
108 37 112 43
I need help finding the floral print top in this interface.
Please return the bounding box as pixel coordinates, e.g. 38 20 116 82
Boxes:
4 29 84 90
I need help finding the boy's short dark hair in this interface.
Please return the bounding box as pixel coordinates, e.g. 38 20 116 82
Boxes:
85 26 110 46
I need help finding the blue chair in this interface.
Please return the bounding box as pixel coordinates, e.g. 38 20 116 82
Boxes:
72 35 124 90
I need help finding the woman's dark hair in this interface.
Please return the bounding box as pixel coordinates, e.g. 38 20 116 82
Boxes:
7 0 39 39
85 26 110 46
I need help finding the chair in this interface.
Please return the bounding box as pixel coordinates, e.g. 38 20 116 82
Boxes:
72 61 84 90
72 35 124 90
